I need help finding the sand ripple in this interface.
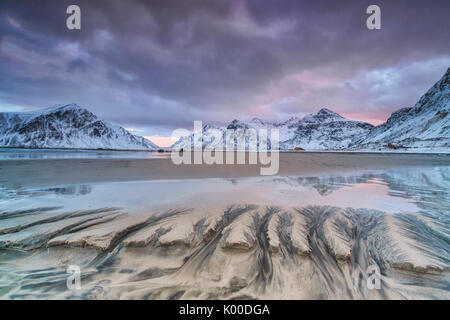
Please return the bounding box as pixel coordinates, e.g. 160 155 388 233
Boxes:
0 205 448 299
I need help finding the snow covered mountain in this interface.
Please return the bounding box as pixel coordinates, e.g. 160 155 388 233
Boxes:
173 69 449 152
279 108 373 150
352 68 449 151
0 104 158 150
172 108 374 151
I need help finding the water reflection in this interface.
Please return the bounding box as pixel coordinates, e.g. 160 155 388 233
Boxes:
0 148 169 160
0 166 448 218
0 185 92 202
44 185 92 196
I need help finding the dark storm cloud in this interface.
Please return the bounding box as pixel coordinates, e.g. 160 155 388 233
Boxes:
0 0 449 135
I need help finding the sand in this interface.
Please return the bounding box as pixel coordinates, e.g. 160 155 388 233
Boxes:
0 205 448 299
0 152 449 299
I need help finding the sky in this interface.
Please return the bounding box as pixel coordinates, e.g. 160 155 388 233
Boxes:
0 0 449 146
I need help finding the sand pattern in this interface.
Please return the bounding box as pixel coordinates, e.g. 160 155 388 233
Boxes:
0 204 448 300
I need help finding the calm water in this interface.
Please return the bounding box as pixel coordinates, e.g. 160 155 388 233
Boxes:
0 164 448 219
0 148 448 218
0 147 170 160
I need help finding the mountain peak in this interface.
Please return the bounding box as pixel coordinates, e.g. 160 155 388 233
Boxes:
40 103 90 115
300 107 345 123
317 108 339 116
227 119 249 130
50 103 83 110
250 117 265 125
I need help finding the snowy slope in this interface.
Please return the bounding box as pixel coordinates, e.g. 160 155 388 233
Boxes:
280 108 373 150
172 108 373 151
353 68 450 151
0 104 158 150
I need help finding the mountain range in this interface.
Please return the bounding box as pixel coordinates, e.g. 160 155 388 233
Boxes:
0 68 448 152
172 108 375 151
174 68 449 152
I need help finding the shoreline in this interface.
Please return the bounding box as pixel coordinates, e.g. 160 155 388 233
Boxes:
1 146 449 155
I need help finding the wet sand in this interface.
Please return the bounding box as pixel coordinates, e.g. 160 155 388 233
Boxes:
0 205 449 300
0 152 449 300
1 152 448 188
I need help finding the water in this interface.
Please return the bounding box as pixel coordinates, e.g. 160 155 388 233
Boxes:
0 174 430 215
1 165 448 217
0 151 449 299
0 147 169 160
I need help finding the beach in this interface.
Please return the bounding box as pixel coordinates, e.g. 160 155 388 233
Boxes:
0 151 449 299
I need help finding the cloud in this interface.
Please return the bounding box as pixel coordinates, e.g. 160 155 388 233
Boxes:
0 0 449 133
